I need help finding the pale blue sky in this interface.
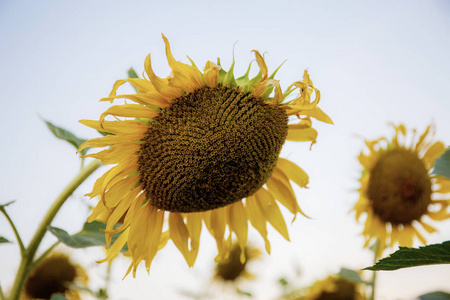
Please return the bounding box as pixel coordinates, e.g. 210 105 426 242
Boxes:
1 1 450 299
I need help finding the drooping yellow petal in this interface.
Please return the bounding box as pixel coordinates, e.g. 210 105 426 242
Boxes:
82 143 140 164
226 201 248 260
252 50 268 80
254 188 290 241
204 208 228 259
98 228 129 263
169 213 191 265
422 141 445 167
80 119 148 135
185 213 202 266
245 195 271 254
276 158 309 188
101 93 171 108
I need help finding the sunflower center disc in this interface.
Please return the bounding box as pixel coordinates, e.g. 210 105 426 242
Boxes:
367 148 432 224
138 84 288 213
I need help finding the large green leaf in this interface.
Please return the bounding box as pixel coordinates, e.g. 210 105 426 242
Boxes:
49 221 128 252
419 292 450 300
433 148 450 179
0 236 10 244
45 120 88 156
365 241 450 271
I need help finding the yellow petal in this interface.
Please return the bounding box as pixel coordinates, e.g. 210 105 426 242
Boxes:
252 50 268 80
254 188 290 241
275 158 309 188
203 61 221 88
412 226 427 245
80 119 148 135
97 228 129 263
144 53 182 99
101 93 170 108
162 34 203 92
169 213 191 265
99 104 159 125
204 208 228 258
226 201 248 257
185 213 202 266
423 141 445 167
245 195 271 254
300 107 333 124
286 126 318 143
83 143 140 164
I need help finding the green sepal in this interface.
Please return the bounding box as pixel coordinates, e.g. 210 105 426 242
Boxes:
432 148 450 179
419 292 450 300
240 71 262 94
269 60 286 79
365 241 450 271
49 221 128 252
0 236 10 244
235 61 253 86
44 120 88 156
222 48 237 87
216 58 227 84
260 85 275 99
127 68 139 79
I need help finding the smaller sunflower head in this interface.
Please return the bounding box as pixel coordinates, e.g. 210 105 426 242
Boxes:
22 252 88 300
213 242 260 283
354 123 450 256
300 276 366 300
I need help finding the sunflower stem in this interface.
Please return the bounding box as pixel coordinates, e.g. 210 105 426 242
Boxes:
7 159 102 300
0 205 25 256
0 283 5 300
369 240 380 300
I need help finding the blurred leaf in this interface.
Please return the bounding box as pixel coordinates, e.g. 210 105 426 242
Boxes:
235 288 252 297
128 68 139 79
44 120 88 156
96 288 108 299
49 221 128 252
419 292 450 300
50 294 67 300
0 200 15 209
338 268 371 285
433 148 450 179
278 278 289 286
365 241 450 271
0 236 10 244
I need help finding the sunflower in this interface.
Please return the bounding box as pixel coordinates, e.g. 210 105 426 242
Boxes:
213 242 260 283
353 123 450 256
21 252 88 300
79 34 332 277
297 276 366 300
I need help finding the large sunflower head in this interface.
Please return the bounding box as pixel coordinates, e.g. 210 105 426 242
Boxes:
79 34 332 277
353 123 450 256
21 252 88 300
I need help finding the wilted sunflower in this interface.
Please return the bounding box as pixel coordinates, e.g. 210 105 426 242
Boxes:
353 123 450 256
79 34 331 277
21 252 88 300
298 276 366 300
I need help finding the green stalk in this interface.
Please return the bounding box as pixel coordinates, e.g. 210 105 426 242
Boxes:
369 240 380 300
7 159 102 300
0 206 25 256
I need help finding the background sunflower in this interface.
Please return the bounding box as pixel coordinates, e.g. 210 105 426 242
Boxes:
1 1 450 299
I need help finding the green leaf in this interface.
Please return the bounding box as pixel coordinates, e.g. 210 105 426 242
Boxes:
44 120 88 156
433 148 450 179
50 294 67 300
0 236 10 244
419 291 450 300
365 241 450 271
235 288 252 297
337 268 371 285
278 278 289 287
49 221 128 252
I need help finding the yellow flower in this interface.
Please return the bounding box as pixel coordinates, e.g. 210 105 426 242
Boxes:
21 252 88 300
213 242 260 283
299 276 366 300
353 123 450 256
79 34 331 277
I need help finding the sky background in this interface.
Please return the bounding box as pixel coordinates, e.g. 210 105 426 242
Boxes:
1 1 450 299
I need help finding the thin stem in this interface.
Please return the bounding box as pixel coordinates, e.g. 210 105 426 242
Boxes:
7 159 102 300
369 241 380 300
0 207 25 256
